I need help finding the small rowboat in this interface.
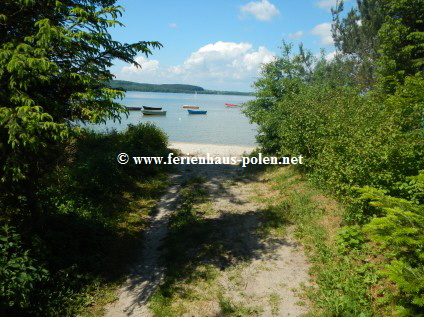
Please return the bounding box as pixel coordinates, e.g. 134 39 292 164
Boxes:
188 110 207 114
143 106 162 110
142 110 166 115
182 105 200 109
225 103 240 107
127 106 142 111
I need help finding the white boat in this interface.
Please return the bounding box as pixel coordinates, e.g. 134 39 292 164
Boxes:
182 105 200 109
141 109 167 115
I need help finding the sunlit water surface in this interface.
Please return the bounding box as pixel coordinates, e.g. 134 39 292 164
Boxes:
87 91 257 146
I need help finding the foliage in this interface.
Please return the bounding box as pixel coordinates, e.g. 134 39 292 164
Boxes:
1 123 171 315
377 0 424 91
360 182 424 313
336 225 365 252
332 0 424 91
266 167 377 317
0 0 161 203
0 225 48 312
246 48 423 198
64 123 169 204
245 0 424 315
0 0 171 314
331 0 389 88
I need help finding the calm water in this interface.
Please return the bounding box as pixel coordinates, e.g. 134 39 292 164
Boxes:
88 91 257 146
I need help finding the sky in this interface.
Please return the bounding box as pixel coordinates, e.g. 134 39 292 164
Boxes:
109 0 352 92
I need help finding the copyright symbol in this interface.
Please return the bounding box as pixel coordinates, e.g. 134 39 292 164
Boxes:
117 153 129 164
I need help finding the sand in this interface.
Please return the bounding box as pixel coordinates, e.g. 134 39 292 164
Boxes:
104 142 310 317
169 142 256 157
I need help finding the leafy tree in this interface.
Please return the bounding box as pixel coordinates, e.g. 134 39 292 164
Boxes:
332 0 424 90
0 0 161 214
243 42 319 153
331 0 389 88
377 0 424 91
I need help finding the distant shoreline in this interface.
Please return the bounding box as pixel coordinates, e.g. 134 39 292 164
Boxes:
109 80 253 96
125 90 253 96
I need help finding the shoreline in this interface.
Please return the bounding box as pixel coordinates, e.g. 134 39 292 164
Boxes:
169 141 256 157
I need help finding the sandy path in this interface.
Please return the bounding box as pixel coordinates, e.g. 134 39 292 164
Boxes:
104 144 309 317
104 173 183 317
212 180 310 317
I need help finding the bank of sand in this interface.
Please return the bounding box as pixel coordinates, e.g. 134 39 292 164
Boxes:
105 142 310 317
169 142 256 157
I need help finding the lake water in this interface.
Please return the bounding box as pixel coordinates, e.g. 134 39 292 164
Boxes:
89 91 257 146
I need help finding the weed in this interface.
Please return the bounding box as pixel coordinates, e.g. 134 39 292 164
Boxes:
260 167 379 316
218 293 262 316
268 292 281 316
258 203 290 236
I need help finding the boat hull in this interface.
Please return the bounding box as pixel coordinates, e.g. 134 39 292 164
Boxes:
188 110 207 114
182 105 200 109
142 110 166 115
143 106 162 110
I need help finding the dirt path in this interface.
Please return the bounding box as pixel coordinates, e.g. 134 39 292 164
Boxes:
105 160 309 316
104 172 183 317
211 174 310 316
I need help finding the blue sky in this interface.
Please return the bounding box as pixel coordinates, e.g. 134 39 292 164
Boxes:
110 0 351 92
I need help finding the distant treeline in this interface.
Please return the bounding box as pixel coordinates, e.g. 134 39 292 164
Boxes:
109 80 252 96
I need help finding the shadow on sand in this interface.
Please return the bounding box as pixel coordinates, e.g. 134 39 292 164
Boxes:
117 163 293 315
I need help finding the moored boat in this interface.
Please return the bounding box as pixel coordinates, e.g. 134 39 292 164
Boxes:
142 109 166 115
126 106 142 111
143 106 162 110
225 103 240 107
187 110 207 114
182 105 200 109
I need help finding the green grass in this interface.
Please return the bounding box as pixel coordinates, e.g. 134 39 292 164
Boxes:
150 165 387 317
149 176 216 316
148 173 286 317
218 293 263 316
262 166 380 317
257 203 290 236
268 292 282 316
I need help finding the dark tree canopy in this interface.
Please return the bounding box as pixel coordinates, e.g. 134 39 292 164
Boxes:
331 0 389 88
331 0 424 90
0 0 161 186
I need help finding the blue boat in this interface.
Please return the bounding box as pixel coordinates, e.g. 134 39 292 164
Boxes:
188 110 207 114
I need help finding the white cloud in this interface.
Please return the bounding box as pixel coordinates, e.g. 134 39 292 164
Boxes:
289 31 303 40
169 23 177 29
121 56 159 74
118 41 275 91
311 22 333 46
326 51 337 61
240 0 280 21
171 41 275 81
316 0 339 10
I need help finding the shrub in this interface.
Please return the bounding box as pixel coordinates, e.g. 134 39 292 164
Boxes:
360 180 424 314
0 225 48 311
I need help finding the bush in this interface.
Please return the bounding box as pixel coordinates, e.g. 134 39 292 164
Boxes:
0 225 48 312
1 122 171 315
360 180 424 314
244 42 424 315
52 122 170 210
